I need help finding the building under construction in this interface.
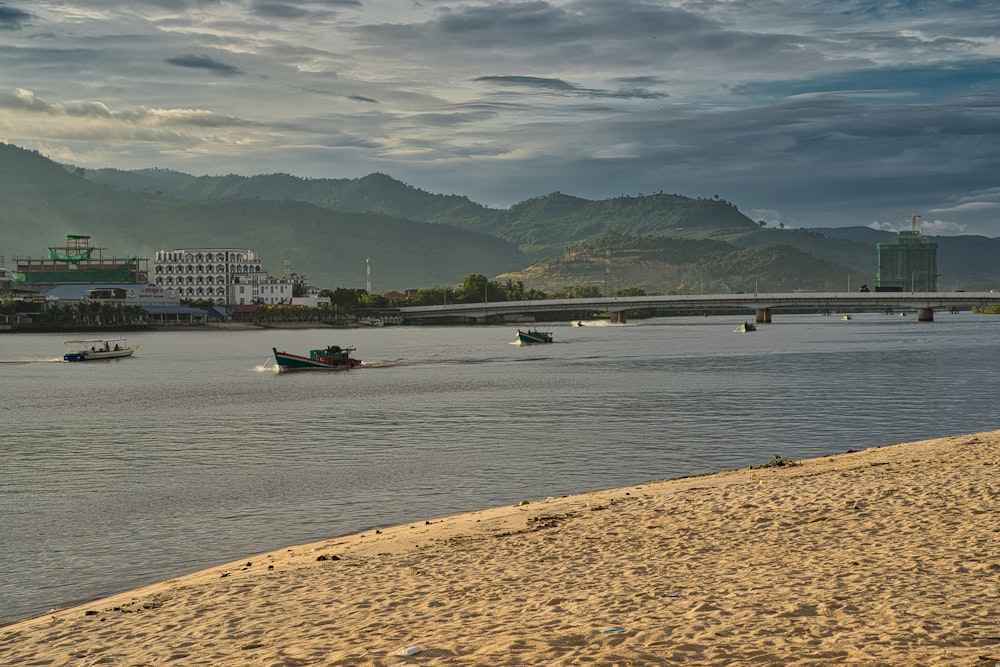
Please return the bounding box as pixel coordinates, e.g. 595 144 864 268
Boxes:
11 234 149 288
876 215 938 292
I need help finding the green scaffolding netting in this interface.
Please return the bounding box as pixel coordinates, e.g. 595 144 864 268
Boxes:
48 247 95 262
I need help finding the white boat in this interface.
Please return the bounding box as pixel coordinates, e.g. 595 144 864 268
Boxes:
64 337 137 362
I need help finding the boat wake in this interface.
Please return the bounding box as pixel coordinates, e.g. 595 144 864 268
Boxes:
257 357 551 372
361 357 547 368
0 358 64 364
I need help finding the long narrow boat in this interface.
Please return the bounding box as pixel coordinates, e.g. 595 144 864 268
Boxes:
513 328 553 345
272 345 361 371
64 336 137 361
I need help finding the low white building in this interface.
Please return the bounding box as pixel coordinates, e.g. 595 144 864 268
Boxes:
153 248 294 305
292 294 331 308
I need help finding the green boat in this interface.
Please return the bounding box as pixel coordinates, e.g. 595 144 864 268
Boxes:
272 345 361 371
514 329 553 345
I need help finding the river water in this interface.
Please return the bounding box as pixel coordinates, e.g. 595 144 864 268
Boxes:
2 313 999 625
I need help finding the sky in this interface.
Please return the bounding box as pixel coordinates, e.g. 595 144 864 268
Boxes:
1 0 999 235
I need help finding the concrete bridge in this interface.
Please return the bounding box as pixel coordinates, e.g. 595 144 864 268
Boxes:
388 292 1000 324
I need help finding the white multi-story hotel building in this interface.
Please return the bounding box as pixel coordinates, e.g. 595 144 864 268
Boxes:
152 248 294 306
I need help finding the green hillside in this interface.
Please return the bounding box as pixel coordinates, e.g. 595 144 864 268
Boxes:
6 142 998 293
0 144 525 290
81 160 886 290
85 168 764 255
84 168 493 229
504 233 865 294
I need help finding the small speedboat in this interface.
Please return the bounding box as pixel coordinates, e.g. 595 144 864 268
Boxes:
64 337 137 361
735 322 757 333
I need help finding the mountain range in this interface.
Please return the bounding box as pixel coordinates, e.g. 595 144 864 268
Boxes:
2 142 998 293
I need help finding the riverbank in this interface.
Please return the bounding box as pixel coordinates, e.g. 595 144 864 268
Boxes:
2 432 998 665
0 320 367 333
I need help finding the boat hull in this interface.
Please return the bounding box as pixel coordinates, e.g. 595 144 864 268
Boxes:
272 347 361 371
64 348 136 361
63 338 137 362
514 330 553 345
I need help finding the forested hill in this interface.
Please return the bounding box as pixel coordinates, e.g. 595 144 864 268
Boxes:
83 168 762 254
89 165 1000 291
83 169 494 229
0 144 526 291
7 142 1000 292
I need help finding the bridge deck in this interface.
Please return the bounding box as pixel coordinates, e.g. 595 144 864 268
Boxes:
391 292 1000 322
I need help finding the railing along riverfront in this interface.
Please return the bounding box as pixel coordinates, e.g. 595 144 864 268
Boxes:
390 292 1000 323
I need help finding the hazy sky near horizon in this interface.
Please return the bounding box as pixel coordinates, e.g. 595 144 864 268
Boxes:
1 0 998 234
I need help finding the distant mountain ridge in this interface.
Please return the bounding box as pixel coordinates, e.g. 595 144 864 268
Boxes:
3 142 999 292
0 144 525 291
83 168 765 253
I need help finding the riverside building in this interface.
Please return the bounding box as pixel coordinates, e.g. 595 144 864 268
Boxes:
876 215 938 292
152 248 294 305
11 234 150 289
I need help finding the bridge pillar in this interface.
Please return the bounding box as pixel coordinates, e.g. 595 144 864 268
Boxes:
611 311 627 324
755 308 771 324
917 307 934 322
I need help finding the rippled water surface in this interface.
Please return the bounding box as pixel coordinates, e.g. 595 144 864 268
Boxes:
2 313 999 623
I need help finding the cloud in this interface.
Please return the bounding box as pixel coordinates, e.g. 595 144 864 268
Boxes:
929 201 1000 214
475 75 580 92
164 54 243 76
251 2 310 20
1 0 998 234
0 4 30 30
869 217 968 236
0 88 251 128
475 75 668 100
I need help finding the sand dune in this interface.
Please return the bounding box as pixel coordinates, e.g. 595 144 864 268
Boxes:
2 432 999 665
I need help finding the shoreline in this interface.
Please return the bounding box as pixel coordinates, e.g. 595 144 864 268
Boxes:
1 321 368 334
2 432 999 665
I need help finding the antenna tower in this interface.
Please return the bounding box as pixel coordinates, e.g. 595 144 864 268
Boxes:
605 246 611 294
366 257 372 293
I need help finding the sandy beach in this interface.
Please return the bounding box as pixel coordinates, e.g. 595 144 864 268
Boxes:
2 432 998 666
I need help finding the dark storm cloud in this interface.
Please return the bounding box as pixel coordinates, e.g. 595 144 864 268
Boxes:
2 0 998 233
164 54 244 76
250 0 361 19
476 75 579 92
252 2 311 19
348 0 830 103
475 75 666 100
0 3 31 30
